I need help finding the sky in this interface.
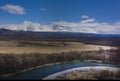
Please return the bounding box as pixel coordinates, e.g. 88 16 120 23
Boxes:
0 0 120 34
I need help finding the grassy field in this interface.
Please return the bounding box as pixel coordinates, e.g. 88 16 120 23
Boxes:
0 40 119 77
0 40 116 54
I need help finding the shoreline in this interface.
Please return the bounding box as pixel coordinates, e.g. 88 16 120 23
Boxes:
43 66 120 80
0 61 76 78
0 62 64 78
0 60 117 78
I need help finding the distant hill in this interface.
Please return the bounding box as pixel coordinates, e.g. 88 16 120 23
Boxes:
0 28 120 46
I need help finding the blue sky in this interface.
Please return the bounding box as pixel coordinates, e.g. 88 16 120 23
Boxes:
0 0 120 34
0 0 120 24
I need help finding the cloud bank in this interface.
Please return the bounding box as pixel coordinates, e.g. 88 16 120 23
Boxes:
0 16 120 34
0 4 26 15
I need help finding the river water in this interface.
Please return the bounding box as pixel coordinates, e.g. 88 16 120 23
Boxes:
2 62 119 80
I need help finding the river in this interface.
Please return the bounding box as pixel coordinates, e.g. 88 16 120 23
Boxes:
1 62 119 80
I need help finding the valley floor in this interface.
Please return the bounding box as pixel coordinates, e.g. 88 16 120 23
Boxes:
0 40 116 54
0 40 119 79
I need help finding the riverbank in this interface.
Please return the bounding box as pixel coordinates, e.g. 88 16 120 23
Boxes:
0 50 105 77
43 66 120 80
0 49 119 79
0 60 106 78
0 59 117 78
0 62 65 78
0 60 81 78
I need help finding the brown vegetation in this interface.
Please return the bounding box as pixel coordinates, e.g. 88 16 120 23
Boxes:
0 40 119 78
0 49 119 77
0 41 115 54
61 70 120 80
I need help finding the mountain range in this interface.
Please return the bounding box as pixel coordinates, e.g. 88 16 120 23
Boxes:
0 28 120 46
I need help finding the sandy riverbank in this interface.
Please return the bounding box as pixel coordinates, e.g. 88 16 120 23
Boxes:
43 66 120 80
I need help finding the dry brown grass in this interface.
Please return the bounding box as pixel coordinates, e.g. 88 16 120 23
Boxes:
0 40 116 54
62 70 120 80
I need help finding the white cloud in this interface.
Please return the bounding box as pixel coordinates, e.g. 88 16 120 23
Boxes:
0 4 26 15
0 21 53 32
81 18 95 23
0 17 120 34
81 15 89 19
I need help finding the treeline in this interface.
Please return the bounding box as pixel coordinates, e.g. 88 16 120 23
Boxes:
109 49 120 64
0 49 119 76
